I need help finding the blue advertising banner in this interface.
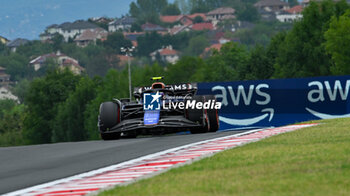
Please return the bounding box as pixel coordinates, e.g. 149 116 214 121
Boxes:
197 75 350 130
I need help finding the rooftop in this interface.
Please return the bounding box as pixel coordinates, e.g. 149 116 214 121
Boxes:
191 23 214 31
159 48 179 56
204 43 222 53
74 28 108 41
254 0 288 7
187 13 207 20
141 23 167 32
49 20 99 31
207 7 235 15
109 17 136 25
6 38 29 48
160 13 206 23
30 52 71 64
286 5 303 14
160 15 183 23
124 32 145 41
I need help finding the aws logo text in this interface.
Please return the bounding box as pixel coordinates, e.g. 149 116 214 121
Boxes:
211 84 270 106
308 80 350 102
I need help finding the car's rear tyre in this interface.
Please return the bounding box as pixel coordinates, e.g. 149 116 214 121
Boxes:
204 95 219 132
99 101 121 140
187 95 210 134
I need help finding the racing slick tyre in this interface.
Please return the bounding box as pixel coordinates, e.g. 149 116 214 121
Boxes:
99 101 121 140
204 95 219 132
187 95 210 134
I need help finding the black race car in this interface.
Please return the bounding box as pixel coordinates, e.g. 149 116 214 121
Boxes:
98 77 220 140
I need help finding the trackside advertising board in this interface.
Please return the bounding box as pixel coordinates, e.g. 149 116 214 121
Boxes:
197 75 350 130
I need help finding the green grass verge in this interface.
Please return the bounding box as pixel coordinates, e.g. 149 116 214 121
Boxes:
99 118 350 196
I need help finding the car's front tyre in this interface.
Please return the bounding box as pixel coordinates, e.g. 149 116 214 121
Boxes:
99 101 121 140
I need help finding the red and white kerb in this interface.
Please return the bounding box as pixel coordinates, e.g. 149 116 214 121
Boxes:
4 124 317 196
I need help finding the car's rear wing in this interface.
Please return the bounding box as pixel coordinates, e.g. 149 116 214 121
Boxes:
133 83 197 98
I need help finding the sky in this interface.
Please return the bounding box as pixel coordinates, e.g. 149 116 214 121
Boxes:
0 0 135 40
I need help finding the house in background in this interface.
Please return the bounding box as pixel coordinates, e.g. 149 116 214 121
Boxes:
287 5 303 14
141 23 167 33
6 38 29 52
206 7 236 26
169 25 191 35
150 46 179 64
29 51 84 74
160 13 207 26
0 36 9 45
89 17 113 24
74 28 108 47
0 67 18 102
161 15 193 25
0 86 19 102
254 0 289 12
0 66 10 86
203 43 222 55
254 0 289 21
41 20 100 42
191 23 214 31
258 8 277 21
188 13 207 22
40 32 55 43
108 16 136 32
276 5 303 22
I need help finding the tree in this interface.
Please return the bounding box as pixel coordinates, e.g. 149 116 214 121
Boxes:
129 0 168 23
273 0 349 78
244 45 274 80
23 70 81 144
51 33 64 51
16 40 53 58
193 42 249 82
324 10 350 75
161 3 181 15
13 79 31 103
137 32 163 56
103 32 133 54
185 35 209 56
0 99 16 120
165 56 204 83
175 0 191 14
288 0 299 7
84 70 128 139
193 15 204 23
52 77 97 142
190 0 211 13
238 4 259 22
86 54 111 77
132 63 165 87
0 53 32 81
131 23 142 32
0 42 9 55
0 104 26 147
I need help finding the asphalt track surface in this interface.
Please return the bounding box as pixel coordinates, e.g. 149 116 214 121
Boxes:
0 130 247 194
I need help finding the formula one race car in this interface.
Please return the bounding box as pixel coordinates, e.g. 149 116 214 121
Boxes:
98 77 220 140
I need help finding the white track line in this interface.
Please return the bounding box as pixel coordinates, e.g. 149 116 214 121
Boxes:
4 124 317 196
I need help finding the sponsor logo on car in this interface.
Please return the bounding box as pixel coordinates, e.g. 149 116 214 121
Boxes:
143 92 162 111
